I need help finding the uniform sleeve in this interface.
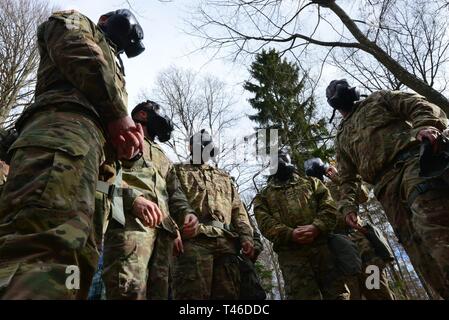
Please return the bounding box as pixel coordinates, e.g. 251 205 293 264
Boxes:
253 192 294 246
311 179 337 234
336 140 361 217
230 183 254 245
166 164 197 227
385 91 448 137
248 213 264 256
41 14 128 123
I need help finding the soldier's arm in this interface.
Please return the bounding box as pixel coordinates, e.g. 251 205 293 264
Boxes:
253 192 294 246
386 91 449 136
41 13 128 123
336 143 361 217
242 205 264 256
166 164 197 227
230 183 254 245
311 179 337 234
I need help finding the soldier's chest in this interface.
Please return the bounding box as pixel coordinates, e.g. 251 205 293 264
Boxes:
180 169 232 205
188 170 230 192
267 184 314 213
142 149 170 178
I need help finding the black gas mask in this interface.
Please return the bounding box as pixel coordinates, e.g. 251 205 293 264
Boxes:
304 157 329 181
99 9 145 58
274 149 296 181
190 129 218 164
326 79 360 123
132 101 174 143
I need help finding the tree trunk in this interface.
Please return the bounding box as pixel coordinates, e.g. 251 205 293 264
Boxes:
323 0 449 113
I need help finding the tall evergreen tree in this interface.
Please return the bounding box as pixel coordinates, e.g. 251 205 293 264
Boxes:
244 49 333 170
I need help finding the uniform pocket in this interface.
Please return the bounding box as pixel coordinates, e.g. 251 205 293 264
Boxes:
39 149 88 211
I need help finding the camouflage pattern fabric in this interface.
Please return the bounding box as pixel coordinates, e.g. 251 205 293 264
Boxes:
0 9 128 299
0 161 8 186
93 150 118 248
175 164 253 242
0 111 105 299
253 174 336 251
327 175 394 299
172 235 241 300
346 231 395 300
253 174 348 300
239 207 265 300
336 90 449 299
172 163 254 300
103 139 194 300
376 158 449 299
327 178 369 234
246 208 264 259
20 10 128 127
103 222 158 300
345 267 394 300
146 230 175 300
277 246 349 300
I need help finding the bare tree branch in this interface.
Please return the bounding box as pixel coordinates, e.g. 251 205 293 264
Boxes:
0 0 52 128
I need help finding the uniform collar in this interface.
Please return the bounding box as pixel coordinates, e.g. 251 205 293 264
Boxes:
337 101 361 132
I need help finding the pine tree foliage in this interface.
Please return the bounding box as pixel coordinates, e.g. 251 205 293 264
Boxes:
244 49 333 169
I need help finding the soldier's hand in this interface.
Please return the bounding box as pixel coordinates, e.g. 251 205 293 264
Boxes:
345 212 361 230
417 128 441 153
292 228 313 244
132 196 164 228
108 116 144 159
182 214 199 239
293 225 320 244
173 230 184 256
241 240 255 259
325 166 338 182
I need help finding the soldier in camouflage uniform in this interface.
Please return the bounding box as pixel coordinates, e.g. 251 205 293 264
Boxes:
254 150 348 300
238 206 266 300
305 158 395 300
102 101 199 300
327 79 449 299
173 130 254 300
0 9 145 299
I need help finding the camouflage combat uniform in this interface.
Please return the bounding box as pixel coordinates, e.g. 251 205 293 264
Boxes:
173 163 254 300
0 10 128 299
327 177 394 300
254 173 348 300
102 138 195 300
336 90 449 299
344 231 395 300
